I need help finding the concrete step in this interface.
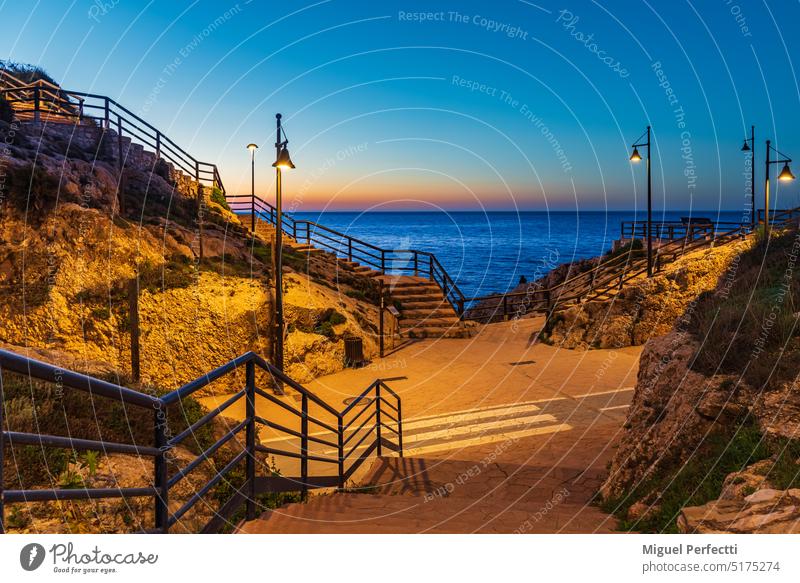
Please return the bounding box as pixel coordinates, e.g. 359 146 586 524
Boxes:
400 308 455 318
390 286 441 297
399 317 461 327
400 326 471 339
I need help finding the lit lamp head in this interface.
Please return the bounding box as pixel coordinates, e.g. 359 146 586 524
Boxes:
273 146 295 170
629 146 642 162
247 143 258 152
778 162 795 181
741 140 751 152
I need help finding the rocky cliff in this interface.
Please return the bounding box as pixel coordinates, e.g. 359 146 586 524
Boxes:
0 116 383 395
543 238 752 349
600 230 800 533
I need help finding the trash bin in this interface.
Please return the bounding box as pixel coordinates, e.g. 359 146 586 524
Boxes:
344 336 365 368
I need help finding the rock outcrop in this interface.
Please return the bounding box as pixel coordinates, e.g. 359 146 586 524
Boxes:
545 239 751 349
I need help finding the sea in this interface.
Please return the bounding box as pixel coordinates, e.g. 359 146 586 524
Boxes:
292 210 747 299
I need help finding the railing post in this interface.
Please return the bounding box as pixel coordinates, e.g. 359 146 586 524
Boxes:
104 97 110 129
503 295 509 321
428 255 433 280
337 416 344 489
245 360 256 520
116 114 125 215
251 193 256 233
380 250 385 273
396 394 403 458
33 87 40 122
413 252 418 277
348 238 352 262
379 280 385 359
457 298 464 318
0 365 5 534
156 132 161 160
300 393 309 500
154 404 169 533
375 382 383 457
306 222 311 244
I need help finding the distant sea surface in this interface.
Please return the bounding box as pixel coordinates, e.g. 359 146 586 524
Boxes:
292 211 746 298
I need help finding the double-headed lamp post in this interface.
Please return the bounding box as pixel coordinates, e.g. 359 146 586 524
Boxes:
740 126 755 228
629 126 653 278
247 143 258 233
272 113 295 374
763 140 795 237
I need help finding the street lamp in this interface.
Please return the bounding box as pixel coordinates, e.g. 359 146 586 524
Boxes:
741 126 755 228
764 140 795 236
247 143 258 232
271 113 294 375
630 126 653 278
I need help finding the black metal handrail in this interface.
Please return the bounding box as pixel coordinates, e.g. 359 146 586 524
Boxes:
0 349 402 534
0 74 224 194
620 220 746 240
227 193 467 314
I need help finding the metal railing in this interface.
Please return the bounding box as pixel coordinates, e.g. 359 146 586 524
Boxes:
461 221 752 322
0 73 224 194
619 220 746 241
226 193 467 315
0 349 401 534
756 208 800 227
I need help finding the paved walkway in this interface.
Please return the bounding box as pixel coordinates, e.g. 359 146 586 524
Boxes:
209 317 641 533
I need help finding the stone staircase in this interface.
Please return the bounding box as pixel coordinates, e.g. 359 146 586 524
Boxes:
248 213 470 339
380 276 470 339
239 456 614 533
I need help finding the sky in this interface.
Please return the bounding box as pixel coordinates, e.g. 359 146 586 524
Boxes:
1 0 799 212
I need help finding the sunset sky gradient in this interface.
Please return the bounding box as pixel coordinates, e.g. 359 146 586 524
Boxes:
2 1 799 212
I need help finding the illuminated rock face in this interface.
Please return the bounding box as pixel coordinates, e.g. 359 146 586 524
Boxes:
543 239 752 350
0 121 383 394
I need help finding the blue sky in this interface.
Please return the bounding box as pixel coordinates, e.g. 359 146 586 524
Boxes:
1 0 799 211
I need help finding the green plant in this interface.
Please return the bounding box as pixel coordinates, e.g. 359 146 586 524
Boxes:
5 506 31 530
602 418 768 533
690 231 800 390
80 451 100 477
90 307 111 320
328 310 346 325
58 469 84 489
210 187 229 211
316 321 335 339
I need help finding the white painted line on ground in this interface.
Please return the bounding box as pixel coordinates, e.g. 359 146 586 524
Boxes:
402 404 545 431
407 399 550 423
599 404 630 411
403 423 573 456
573 387 635 399
370 414 558 449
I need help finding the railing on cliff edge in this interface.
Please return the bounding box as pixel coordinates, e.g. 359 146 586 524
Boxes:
227 193 785 323
0 349 401 534
226 193 467 316
0 72 224 195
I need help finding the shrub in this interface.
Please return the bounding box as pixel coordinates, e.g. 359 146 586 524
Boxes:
690 230 800 389
210 187 229 211
603 418 768 533
328 310 346 325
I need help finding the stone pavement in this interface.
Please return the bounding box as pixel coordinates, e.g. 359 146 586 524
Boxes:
222 317 642 533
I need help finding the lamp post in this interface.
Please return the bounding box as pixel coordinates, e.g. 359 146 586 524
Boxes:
629 126 653 277
247 143 258 233
740 126 755 228
272 113 295 374
763 140 795 237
